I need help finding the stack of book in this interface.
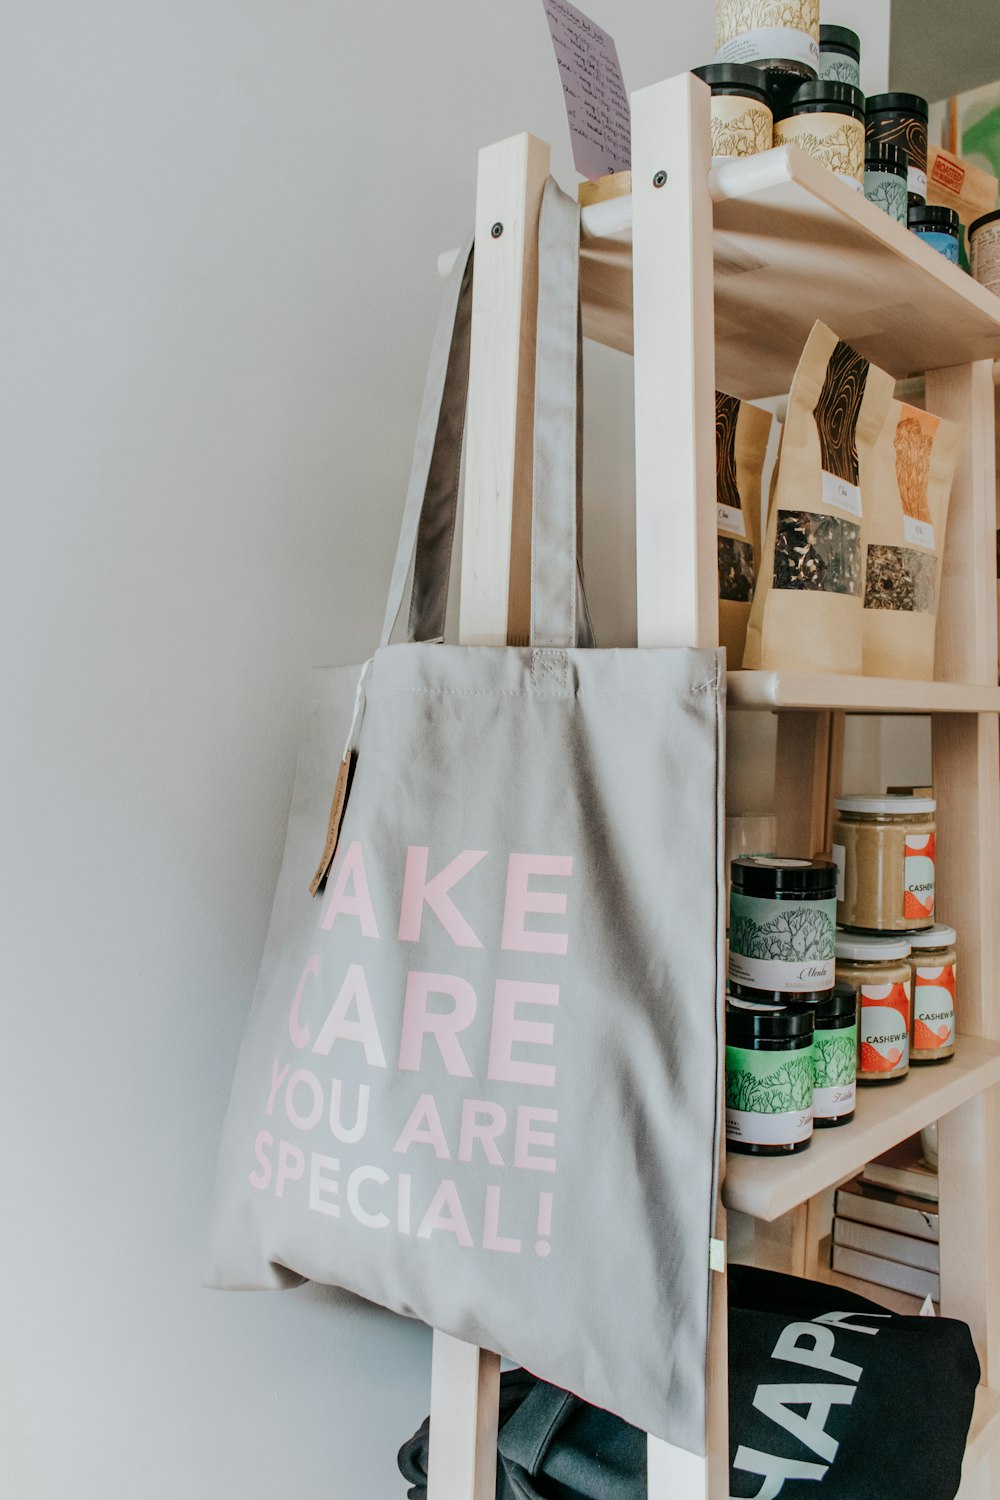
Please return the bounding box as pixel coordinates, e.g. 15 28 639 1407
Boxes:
831 1139 940 1302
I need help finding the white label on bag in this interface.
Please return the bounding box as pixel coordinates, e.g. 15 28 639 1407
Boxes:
822 469 862 518
718 503 747 537
903 515 936 550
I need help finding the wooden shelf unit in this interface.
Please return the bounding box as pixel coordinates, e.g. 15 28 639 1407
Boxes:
433 70 1000 1500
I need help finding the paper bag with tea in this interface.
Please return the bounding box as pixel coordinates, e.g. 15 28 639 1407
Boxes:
715 392 775 665
744 322 894 674
862 401 963 679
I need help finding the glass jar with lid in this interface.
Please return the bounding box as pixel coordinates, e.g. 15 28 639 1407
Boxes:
725 998 815 1155
811 980 858 1127
907 923 958 1064
835 931 912 1084
833 794 937 932
773 81 866 190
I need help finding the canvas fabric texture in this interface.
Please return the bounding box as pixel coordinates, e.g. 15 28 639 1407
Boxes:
398 1267 979 1500
207 179 725 1452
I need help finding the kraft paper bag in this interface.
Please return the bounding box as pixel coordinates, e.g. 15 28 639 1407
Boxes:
207 180 725 1455
715 392 775 667
862 400 963 680
744 322 894 675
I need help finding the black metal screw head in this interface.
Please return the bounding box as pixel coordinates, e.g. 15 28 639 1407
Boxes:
491 221 504 238
653 170 668 188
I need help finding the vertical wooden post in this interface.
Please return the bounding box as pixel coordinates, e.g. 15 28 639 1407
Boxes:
928 358 1000 1492
632 72 728 1497
429 129 548 1500
458 133 551 647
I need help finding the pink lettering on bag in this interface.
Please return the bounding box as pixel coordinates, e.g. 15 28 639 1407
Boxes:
347 1165 390 1229
416 1180 474 1247
308 1153 341 1217
285 1069 323 1131
487 979 558 1087
458 1100 507 1165
311 963 387 1068
249 1130 273 1189
289 955 319 1047
398 972 476 1076
393 1093 452 1158
397 847 487 948
483 1184 521 1254
502 854 573 954
275 1140 305 1198
266 1059 290 1115
328 1079 370 1144
514 1106 558 1171
319 841 380 937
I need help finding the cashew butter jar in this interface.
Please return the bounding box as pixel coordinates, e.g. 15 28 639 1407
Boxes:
728 856 837 1004
907 923 958 1064
833 794 937 932
835 931 912 1084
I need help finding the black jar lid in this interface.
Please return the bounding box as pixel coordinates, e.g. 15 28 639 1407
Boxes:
727 997 815 1042
731 855 838 896
820 25 861 55
970 208 1000 238
814 980 858 1021
908 204 959 232
693 63 772 106
865 140 907 176
866 91 929 119
791 80 866 121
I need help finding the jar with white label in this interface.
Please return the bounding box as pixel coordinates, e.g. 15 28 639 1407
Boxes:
725 998 815 1155
969 209 1000 297
907 923 957 1064
812 980 857 1127
833 794 937 932
728 856 838 1004
835 932 912 1084
714 0 819 83
773 82 866 191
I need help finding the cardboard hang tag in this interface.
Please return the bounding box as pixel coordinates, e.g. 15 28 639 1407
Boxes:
309 753 357 896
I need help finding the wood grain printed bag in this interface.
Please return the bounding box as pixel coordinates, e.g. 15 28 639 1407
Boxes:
715 392 775 667
862 400 963 679
744 322 894 675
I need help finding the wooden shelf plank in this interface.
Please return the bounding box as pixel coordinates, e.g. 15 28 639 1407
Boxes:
579 145 1000 394
727 670 1000 713
723 1036 1000 1222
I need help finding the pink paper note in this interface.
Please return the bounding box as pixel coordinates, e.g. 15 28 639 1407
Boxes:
541 0 631 182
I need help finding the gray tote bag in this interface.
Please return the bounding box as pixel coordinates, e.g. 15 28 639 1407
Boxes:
208 179 725 1454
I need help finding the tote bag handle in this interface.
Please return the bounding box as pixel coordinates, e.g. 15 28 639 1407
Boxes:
379 178 592 650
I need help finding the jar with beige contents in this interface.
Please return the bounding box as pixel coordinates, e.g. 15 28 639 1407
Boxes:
835 931 912 1084
908 923 958 1064
833 794 937 933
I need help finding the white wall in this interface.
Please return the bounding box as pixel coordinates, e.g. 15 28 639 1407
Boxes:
2 2 886 1496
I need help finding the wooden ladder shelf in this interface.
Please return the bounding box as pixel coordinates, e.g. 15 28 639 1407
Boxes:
431 71 1000 1499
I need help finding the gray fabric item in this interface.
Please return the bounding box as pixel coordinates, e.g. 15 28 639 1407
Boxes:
207 179 724 1453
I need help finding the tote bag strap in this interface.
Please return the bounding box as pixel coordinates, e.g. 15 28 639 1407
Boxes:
379 234 475 649
380 179 591 649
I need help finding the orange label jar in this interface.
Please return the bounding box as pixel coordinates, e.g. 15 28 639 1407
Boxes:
832 794 936 932
907 922 957 1064
835 931 912 1083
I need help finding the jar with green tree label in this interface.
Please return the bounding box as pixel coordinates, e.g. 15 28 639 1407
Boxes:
835 931 912 1084
812 980 858 1127
726 999 815 1155
729 856 837 1004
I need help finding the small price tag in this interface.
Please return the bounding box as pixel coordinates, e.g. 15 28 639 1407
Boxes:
709 1238 726 1273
